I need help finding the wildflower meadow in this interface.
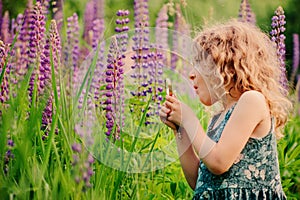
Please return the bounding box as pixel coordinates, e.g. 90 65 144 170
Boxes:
0 0 300 199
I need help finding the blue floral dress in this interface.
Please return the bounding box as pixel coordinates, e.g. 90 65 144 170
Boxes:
193 104 286 200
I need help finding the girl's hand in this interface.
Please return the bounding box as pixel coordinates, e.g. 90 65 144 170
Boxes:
164 95 197 129
159 101 178 130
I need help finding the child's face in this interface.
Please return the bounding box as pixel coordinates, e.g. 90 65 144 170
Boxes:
189 67 214 106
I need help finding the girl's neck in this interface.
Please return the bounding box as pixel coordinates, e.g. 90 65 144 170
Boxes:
223 94 240 111
222 87 241 110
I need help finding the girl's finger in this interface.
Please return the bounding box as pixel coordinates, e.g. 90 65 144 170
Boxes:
167 111 174 121
166 95 177 103
161 117 176 130
165 101 174 110
161 106 171 114
159 110 168 118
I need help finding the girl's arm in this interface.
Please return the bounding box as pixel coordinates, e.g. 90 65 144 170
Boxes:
166 90 269 175
160 104 199 189
174 128 200 189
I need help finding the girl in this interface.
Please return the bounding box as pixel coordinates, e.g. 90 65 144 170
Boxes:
160 20 292 199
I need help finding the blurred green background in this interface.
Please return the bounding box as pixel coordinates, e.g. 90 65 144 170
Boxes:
2 0 300 78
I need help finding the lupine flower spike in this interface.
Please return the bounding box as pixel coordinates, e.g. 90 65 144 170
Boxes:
0 0 2 29
155 4 169 51
291 34 299 83
91 18 105 102
171 3 190 73
28 2 47 98
270 6 288 92
1 11 11 43
238 0 256 25
52 0 63 32
104 10 129 139
4 139 14 174
0 40 10 104
131 0 150 98
65 13 80 92
145 44 164 124
16 3 32 79
170 4 179 70
41 20 62 136
71 142 94 190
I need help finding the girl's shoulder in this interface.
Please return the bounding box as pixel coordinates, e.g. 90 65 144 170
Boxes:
236 90 271 138
239 90 266 103
237 90 269 115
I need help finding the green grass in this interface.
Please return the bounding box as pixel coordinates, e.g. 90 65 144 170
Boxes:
1 64 299 199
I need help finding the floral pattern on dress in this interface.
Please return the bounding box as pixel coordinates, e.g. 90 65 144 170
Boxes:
193 105 286 200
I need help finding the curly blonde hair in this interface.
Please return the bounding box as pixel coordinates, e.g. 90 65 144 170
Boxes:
193 19 292 138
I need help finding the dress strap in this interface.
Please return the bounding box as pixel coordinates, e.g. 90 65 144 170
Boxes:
224 102 237 122
208 103 237 132
270 117 275 133
207 113 221 131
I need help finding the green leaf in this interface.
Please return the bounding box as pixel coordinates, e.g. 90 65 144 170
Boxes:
170 182 177 196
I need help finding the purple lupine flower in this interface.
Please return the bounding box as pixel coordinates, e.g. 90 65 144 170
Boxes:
0 40 10 104
15 5 32 78
72 142 82 153
131 0 151 98
291 34 299 82
145 44 165 123
12 14 24 43
132 1 166 125
10 0 33 87
49 19 62 84
93 0 104 19
48 19 62 99
39 40 51 93
53 0 63 32
92 18 105 49
104 10 129 139
40 22 61 135
1 11 11 43
65 13 80 92
91 18 105 101
297 75 300 115
73 108 96 190
171 4 181 69
270 6 288 92
67 13 80 70
27 2 46 61
0 0 2 29
170 4 179 70
5 14 24 89
238 0 256 25
83 0 94 45
71 141 95 190
134 0 149 28
49 20 62 74
36 0 50 16
39 38 53 136
28 2 47 98
4 138 15 174
155 4 169 52
41 99 53 138
83 0 104 45
171 3 191 73
298 74 300 99
73 95 96 189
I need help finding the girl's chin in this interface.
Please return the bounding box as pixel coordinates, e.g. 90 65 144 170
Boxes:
199 97 213 106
